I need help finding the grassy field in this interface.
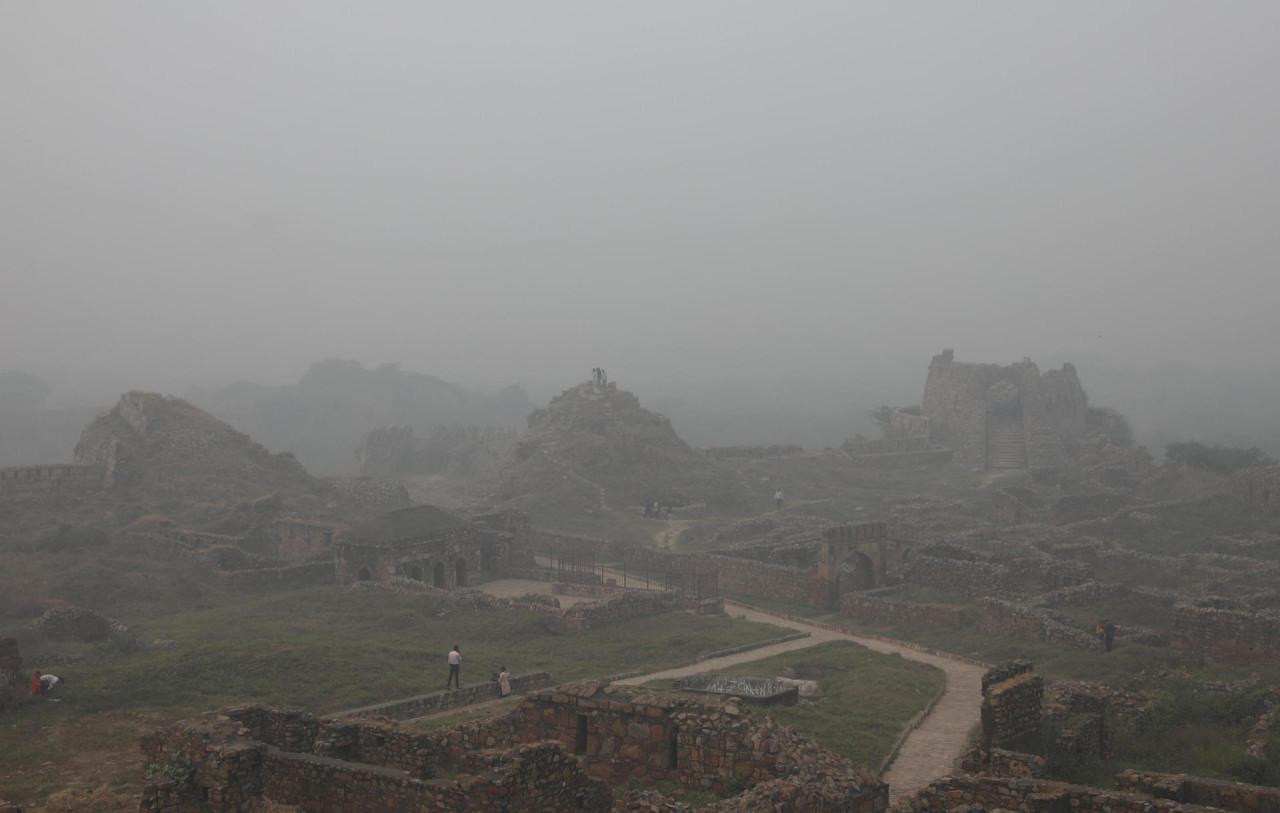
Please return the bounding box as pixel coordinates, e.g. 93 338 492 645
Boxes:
0 585 787 805
645 640 945 771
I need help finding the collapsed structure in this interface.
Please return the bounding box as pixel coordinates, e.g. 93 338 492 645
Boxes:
139 683 887 813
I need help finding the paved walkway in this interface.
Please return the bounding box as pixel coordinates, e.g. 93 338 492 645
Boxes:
474 578 983 802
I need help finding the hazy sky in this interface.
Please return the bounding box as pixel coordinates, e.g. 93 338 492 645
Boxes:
4 2 1279 397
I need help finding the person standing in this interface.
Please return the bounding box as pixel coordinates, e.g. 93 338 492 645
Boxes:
30 671 42 697
497 666 512 697
774 489 784 509
446 644 462 689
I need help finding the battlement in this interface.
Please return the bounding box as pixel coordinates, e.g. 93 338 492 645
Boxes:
822 522 887 543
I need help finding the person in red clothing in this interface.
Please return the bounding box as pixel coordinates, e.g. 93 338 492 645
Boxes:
31 671 42 696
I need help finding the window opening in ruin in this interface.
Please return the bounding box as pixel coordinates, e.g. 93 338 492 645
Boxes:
357 567 371 582
575 714 588 755
668 728 678 768
433 561 446 589
408 566 423 581
455 557 468 588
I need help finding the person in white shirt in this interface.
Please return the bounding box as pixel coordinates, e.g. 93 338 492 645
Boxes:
446 644 462 689
774 489 784 509
497 667 511 697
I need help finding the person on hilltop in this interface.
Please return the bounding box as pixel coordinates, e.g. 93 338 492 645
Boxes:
497 666 512 697
446 644 463 690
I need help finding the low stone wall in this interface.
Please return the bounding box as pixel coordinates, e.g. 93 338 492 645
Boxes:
703 444 805 460
978 599 1101 651
1115 770 1280 813
551 582 620 598
906 555 1017 597
980 662 1043 748
1172 604 1280 666
334 672 552 721
901 774 1228 813
839 593 968 629
560 590 685 630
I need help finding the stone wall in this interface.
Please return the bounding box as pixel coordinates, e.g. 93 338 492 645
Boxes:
919 350 1087 470
142 684 886 813
980 662 1043 748
274 518 344 564
559 590 686 630
906 555 1017 596
336 527 491 588
839 593 968 629
890 410 931 439
1229 467 1280 514
623 546 823 606
0 463 106 495
978 599 1101 651
901 774 1229 813
1172 604 1280 666
335 672 552 721
1116 770 1280 813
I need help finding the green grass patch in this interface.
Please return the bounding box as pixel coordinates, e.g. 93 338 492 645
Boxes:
648 640 944 771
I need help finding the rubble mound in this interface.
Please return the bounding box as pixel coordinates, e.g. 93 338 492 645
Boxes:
74 392 319 502
33 606 121 642
499 381 745 508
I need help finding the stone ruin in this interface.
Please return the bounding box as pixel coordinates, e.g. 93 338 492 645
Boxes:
672 674 801 706
139 682 887 813
919 349 1089 470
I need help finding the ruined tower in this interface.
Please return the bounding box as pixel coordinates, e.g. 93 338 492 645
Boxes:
921 350 1088 470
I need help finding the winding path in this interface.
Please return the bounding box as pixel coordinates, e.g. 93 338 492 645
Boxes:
476 578 983 802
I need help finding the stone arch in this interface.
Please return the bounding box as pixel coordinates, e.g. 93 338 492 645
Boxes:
455 557 468 588
433 561 447 589
357 567 372 582
408 565 424 582
849 552 876 591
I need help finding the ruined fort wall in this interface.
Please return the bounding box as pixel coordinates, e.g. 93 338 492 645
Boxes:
0 463 105 495
1115 770 1280 813
845 437 931 456
921 351 991 469
980 663 1043 748
906 555 1017 596
839 593 968 628
274 519 343 564
891 410 931 439
1172 605 1280 667
978 599 1102 651
902 774 1225 813
337 673 552 722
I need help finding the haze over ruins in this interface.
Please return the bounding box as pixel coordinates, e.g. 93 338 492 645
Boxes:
4 3 1280 812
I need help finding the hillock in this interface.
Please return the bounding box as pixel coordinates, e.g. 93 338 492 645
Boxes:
497 382 746 514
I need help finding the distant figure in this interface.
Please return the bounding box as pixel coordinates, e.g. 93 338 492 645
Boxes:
447 644 462 689
497 666 512 697
40 674 61 695
31 671 42 697
643 502 652 519
774 489 784 509
1101 620 1115 653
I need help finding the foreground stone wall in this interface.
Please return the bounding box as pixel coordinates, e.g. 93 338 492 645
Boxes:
141 683 886 813
901 774 1227 813
980 662 1043 748
1172 604 1280 667
1115 770 1280 813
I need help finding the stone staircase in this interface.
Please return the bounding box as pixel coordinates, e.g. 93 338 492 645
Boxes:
986 419 1027 470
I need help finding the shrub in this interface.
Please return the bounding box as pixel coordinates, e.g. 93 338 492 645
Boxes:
1165 441 1275 475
